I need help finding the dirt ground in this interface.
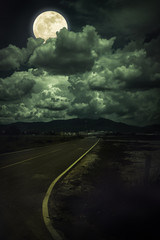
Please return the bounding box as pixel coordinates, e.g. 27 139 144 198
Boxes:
48 136 160 240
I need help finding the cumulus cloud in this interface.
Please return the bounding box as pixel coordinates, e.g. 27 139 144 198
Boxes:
14 102 68 122
0 26 101 75
35 88 70 111
0 45 26 71
66 34 160 125
29 26 99 75
68 71 160 125
0 25 160 125
0 71 35 101
91 47 160 91
0 37 44 72
0 68 72 123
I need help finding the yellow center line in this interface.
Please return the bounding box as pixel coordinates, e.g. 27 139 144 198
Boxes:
0 149 60 170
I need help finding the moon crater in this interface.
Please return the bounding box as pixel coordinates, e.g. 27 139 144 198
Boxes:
33 11 68 41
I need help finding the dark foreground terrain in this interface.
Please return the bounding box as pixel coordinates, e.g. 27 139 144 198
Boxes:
49 135 160 240
0 137 97 240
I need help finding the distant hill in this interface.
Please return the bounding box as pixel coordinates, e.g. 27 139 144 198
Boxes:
0 118 160 134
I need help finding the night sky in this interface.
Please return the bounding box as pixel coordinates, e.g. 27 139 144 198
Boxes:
0 0 160 126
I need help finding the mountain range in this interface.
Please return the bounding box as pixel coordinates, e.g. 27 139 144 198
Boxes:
0 118 160 135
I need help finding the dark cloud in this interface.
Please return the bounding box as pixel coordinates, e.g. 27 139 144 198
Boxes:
144 36 160 61
0 24 160 125
66 33 160 125
105 0 160 40
88 41 160 92
36 102 68 111
68 0 160 46
0 72 35 101
26 37 44 57
68 71 160 125
0 37 44 72
0 77 71 123
29 26 99 75
0 45 26 71
35 88 70 111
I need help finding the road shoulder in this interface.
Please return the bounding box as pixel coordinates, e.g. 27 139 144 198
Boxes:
48 138 160 240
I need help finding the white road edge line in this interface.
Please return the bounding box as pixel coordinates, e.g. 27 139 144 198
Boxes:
0 142 67 156
0 149 60 170
42 139 100 240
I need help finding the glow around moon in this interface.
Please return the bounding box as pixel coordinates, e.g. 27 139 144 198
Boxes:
33 11 68 41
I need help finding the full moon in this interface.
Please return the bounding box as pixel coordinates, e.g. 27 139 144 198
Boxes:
33 11 68 41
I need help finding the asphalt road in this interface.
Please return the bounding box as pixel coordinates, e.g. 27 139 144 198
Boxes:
0 137 97 240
